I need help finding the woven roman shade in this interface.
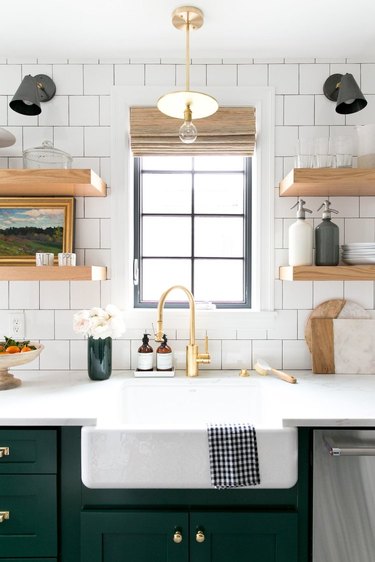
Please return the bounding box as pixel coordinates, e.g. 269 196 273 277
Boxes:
130 106 256 156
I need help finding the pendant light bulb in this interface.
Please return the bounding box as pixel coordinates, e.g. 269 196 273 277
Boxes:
179 104 197 144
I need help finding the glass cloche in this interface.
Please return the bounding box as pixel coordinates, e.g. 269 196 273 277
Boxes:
23 140 72 169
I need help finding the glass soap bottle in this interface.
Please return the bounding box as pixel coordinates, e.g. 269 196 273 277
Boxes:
315 200 339 266
156 334 173 372
288 199 313 266
136 333 153 372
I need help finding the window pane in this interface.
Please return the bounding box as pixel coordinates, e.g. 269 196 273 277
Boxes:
143 217 191 256
194 260 244 302
194 156 244 171
142 173 192 213
195 217 244 257
142 156 192 171
142 259 191 301
194 174 244 214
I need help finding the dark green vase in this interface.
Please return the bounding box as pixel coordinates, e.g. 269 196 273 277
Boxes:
87 336 112 380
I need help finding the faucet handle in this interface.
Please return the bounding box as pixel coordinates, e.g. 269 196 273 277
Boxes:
197 334 211 364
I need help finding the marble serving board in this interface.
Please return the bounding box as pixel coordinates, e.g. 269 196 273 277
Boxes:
311 318 375 374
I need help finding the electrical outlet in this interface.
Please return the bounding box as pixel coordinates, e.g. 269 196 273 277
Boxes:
8 312 25 339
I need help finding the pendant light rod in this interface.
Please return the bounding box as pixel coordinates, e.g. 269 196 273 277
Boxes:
185 10 190 92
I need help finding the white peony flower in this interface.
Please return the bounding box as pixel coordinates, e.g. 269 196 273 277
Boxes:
72 304 126 339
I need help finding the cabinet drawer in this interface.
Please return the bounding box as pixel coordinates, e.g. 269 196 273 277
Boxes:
0 475 57 557
0 429 56 474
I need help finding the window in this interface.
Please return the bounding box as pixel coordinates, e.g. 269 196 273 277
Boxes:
110 85 274 316
134 155 251 308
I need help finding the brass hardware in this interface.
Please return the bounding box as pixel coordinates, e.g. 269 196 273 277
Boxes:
196 529 205 543
239 368 249 377
155 285 211 377
173 530 183 543
0 447 9 458
171 6 204 31
0 511 9 523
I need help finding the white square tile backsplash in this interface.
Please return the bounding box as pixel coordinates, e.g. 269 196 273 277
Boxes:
69 96 100 126
1 57 375 371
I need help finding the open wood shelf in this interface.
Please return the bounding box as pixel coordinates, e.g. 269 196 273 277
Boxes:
279 168 375 197
0 169 106 197
280 265 375 281
0 266 107 281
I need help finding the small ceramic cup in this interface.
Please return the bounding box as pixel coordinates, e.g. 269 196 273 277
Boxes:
35 252 54 266
58 252 76 266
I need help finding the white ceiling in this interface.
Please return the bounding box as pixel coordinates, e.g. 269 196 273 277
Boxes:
3 0 375 60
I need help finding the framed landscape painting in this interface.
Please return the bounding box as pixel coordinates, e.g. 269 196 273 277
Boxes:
0 197 74 264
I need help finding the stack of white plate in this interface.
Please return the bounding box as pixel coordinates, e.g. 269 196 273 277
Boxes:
341 243 375 265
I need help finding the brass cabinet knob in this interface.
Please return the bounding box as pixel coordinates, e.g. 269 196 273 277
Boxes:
173 530 183 544
0 447 9 458
0 512 10 523
196 530 205 543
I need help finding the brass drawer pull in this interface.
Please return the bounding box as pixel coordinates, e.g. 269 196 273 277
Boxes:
173 530 183 543
0 511 10 523
0 447 9 458
196 530 205 543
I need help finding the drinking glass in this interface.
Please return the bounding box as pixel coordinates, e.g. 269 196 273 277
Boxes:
314 137 333 168
295 138 314 168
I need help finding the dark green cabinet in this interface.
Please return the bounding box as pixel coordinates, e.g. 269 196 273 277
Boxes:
0 427 310 562
81 510 297 562
190 511 298 562
0 429 57 560
81 511 189 562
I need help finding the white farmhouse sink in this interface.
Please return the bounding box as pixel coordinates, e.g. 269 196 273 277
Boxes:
81 376 298 489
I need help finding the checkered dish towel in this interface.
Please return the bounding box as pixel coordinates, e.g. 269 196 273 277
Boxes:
207 423 260 489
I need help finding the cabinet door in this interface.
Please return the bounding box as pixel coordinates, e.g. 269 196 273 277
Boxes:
0 475 57 558
190 511 298 562
81 511 189 562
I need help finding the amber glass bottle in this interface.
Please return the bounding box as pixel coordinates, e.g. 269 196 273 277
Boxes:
156 334 173 371
136 333 153 371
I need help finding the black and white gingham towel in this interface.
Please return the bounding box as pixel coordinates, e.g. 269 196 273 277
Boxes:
207 423 260 489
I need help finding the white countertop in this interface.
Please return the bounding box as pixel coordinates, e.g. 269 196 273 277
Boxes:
0 369 375 427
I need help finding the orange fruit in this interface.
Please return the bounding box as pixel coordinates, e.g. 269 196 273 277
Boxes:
21 346 32 352
6 346 21 353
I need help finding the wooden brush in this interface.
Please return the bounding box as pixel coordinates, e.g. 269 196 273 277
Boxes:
254 358 297 384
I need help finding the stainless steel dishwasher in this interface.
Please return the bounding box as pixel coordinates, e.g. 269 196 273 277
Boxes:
314 429 375 562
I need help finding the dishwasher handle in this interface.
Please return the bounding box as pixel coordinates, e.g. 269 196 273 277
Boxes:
324 437 375 457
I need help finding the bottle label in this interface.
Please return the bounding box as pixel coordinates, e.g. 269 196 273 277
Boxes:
137 352 153 371
156 353 173 371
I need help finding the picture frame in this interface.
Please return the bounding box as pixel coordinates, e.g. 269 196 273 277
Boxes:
0 197 74 265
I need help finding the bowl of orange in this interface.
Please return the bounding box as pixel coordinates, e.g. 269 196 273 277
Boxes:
0 337 44 390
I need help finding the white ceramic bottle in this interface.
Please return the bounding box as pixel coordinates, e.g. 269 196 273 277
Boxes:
288 199 313 266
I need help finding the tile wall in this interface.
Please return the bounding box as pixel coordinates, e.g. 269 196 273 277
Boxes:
1 56 375 372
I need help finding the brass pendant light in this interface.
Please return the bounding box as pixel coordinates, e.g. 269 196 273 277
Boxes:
157 6 219 144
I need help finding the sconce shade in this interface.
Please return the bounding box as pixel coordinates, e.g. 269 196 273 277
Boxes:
323 73 367 115
9 74 56 116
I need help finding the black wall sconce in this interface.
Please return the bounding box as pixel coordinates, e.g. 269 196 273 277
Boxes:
9 74 56 116
323 73 367 115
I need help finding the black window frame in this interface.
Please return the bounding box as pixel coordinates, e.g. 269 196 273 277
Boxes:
133 156 252 309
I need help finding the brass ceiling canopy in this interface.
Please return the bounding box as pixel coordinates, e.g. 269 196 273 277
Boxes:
157 5 219 144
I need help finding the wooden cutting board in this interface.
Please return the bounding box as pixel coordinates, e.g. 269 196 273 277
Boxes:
311 318 335 373
311 318 375 374
305 299 370 353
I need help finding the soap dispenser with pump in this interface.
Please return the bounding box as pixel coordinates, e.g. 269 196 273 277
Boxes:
288 199 313 266
315 200 339 266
